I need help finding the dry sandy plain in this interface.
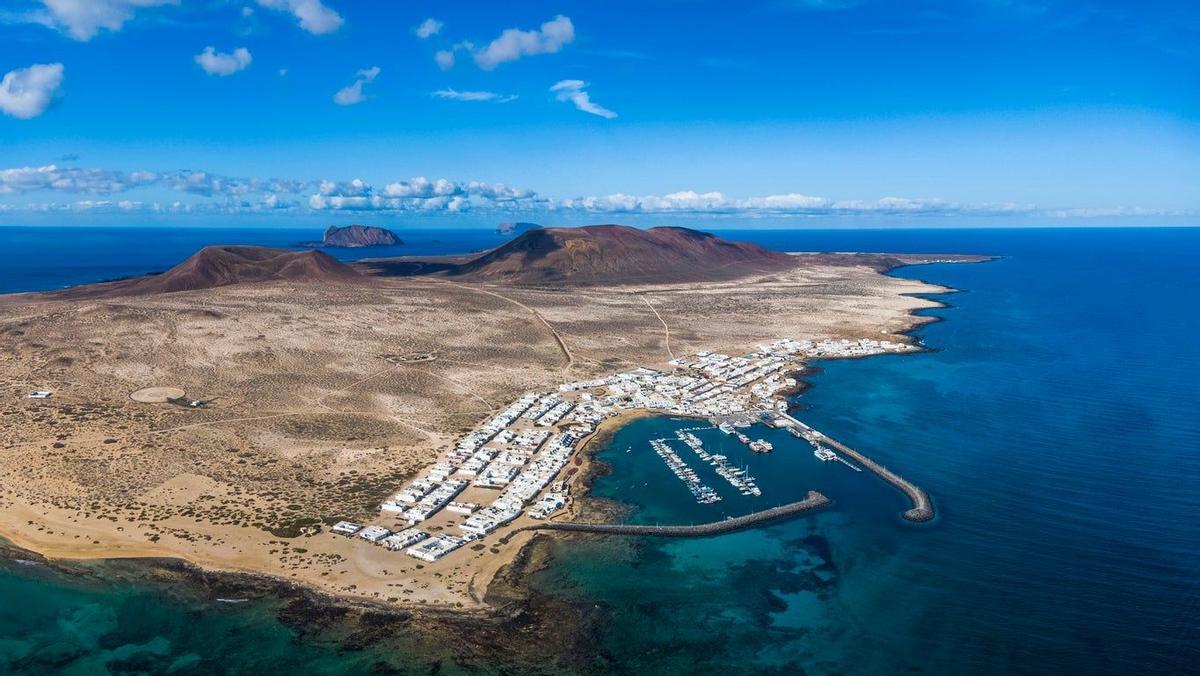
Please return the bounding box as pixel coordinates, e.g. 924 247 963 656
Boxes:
0 258 958 608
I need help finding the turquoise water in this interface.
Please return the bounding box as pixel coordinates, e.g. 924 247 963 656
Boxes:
1 226 1198 673
0 561 421 674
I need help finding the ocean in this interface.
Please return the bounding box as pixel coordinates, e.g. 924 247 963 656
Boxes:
1 225 1197 674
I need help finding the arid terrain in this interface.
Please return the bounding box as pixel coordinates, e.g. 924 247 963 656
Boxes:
0 229 981 609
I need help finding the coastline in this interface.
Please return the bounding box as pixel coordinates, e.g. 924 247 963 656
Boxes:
0 530 602 671
0 253 989 661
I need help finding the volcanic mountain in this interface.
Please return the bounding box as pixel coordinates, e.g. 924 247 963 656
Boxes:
361 225 796 285
58 246 362 298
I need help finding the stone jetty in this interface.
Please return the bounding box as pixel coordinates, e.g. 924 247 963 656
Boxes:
521 491 829 538
783 414 934 522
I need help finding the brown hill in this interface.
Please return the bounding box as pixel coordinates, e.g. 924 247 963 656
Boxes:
362 225 796 285
56 246 362 298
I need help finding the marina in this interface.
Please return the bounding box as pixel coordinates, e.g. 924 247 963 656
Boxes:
650 438 721 504
673 430 762 496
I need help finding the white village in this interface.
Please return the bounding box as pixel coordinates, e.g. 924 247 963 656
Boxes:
329 337 917 561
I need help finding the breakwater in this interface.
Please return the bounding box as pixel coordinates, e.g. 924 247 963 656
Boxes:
783 414 934 522
522 491 829 538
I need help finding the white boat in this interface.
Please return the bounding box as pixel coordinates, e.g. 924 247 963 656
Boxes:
748 439 773 453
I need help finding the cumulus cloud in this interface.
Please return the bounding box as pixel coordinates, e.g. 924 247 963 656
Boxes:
432 88 516 103
8 162 1154 221
256 0 342 35
473 15 574 70
556 191 973 215
0 63 64 119
434 50 456 70
194 47 252 76
0 164 152 194
0 165 299 201
415 17 442 39
317 178 371 196
164 170 263 196
308 176 540 212
550 79 616 119
35 0 177 41
333 66 380 106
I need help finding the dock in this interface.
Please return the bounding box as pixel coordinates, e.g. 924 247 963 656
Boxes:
836 456 863 472
782 413 934 522
520 491 829 538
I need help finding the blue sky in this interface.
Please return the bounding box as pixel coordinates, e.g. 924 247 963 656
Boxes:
0 0 1197 228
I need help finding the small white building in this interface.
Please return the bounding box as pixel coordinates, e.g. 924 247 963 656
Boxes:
27 391 52 399
382 529 428 551
331 521 363 536
445 501 478 515
357 525 391 543
405 534 465 562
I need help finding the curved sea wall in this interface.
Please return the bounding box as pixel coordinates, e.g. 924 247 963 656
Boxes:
818 435 933 522
522 491 830 538
782 414 934 522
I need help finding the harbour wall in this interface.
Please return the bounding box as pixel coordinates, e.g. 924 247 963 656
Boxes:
783 414 934 522
521 491 829 538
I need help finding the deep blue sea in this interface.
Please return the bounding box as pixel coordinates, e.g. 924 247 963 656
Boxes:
1 225 1197 674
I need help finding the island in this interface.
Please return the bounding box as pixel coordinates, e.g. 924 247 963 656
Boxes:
0 224 987 664
303 224 403 248
495 221 541 236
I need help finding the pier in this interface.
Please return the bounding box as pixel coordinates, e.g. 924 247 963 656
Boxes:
782 414 934 522
520 491 829 538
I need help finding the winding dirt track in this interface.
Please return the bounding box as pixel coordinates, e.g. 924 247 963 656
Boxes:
640 294 675 360
433 280 574 372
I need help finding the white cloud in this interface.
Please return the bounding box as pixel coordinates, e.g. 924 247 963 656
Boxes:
308 176 541 212
473 15 574 70
194 47 252 76
741 193 832 210
434 50 456 70
36 0 177 41
550 79 617 119
256 0 342 35
415 17 442 39
432 88 516 103
0 64 65 119
380 177 456 198
0 164 149 194
8 162 1163 221
0 164 300 200
333 66 380 106
557 191 969 214
318 178 371 196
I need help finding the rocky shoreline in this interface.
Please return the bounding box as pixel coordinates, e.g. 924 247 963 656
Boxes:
0 531 602 672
